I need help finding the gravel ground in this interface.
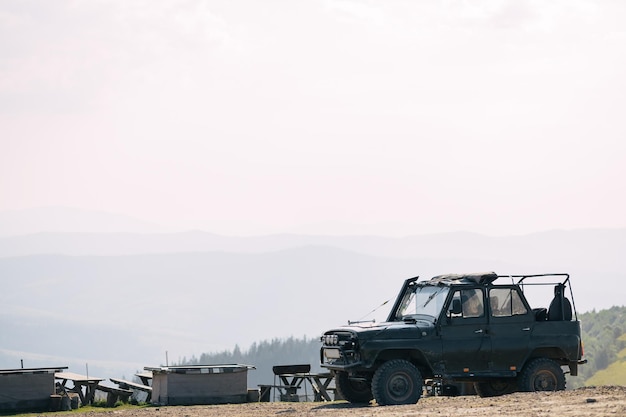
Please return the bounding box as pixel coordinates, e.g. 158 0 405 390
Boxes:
50 386 626 417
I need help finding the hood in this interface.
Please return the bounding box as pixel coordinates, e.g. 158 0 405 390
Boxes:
324 318 436 341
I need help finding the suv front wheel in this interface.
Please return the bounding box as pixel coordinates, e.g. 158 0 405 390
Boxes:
519 358 566 392
334 371 374 404
372 359 423 405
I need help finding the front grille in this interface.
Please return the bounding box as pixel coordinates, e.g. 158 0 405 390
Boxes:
321 331 355 347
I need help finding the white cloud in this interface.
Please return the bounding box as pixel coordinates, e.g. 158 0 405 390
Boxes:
324 0 386 26
1 0 625 235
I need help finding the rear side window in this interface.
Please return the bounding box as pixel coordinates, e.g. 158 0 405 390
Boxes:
489 288 528 317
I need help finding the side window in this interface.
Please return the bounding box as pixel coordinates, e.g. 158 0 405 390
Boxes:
489 288 528 317
450 289 485 319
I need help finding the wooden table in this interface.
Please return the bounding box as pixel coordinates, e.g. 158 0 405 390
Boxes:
274 372 308 401
55 372 104 406
305 373 335 401
110 377 153 402
274 372 335 402
95 385 133 406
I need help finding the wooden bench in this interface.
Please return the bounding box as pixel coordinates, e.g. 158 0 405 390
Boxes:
95 385 133 407
110 377 153 402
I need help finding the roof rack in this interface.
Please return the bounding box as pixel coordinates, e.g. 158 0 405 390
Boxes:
429 271 498 285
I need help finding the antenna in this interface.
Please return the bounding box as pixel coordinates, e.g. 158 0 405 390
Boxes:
349 299 390 324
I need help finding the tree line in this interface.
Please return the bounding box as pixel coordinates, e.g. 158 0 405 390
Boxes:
175 336 322 388
177 306 626 390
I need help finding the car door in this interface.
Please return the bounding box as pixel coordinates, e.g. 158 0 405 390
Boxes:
439 288 491 376
487 286 534 373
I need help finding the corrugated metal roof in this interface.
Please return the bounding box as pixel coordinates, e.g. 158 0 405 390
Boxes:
0 366 68 375
144 364 255 374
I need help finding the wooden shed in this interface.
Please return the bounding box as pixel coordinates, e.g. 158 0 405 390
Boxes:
145 364 255 405
0 366 68 412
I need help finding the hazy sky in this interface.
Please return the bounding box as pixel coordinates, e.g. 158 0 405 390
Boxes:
1 0 625 236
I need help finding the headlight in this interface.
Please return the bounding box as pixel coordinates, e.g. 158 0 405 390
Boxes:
323 334 339 345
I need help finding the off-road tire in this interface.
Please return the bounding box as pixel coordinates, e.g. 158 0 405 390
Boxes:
519 358 566 392
334 371 374 404
371 359 423 405
474 379 518 397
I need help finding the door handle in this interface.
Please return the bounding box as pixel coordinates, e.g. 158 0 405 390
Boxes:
522 327 531 331
474 329 484 334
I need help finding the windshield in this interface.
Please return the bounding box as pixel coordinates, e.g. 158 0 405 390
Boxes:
395 285 450 320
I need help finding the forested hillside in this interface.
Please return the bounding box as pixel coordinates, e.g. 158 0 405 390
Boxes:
571 306 626 388
184 307 626 390
585 334 626 387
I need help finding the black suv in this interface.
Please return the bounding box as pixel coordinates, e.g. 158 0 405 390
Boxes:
320 272 585 405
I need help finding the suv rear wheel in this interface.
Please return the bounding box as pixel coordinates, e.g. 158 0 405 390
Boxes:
334 371 373 404
371 359 423 405
519 358 565 392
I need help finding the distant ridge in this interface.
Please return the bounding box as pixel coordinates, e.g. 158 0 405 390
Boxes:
0 206 166 236
0 228 624 274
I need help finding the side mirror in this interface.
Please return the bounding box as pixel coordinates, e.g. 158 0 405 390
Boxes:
450 299 462 315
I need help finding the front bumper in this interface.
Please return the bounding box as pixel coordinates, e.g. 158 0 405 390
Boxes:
320 346 365 371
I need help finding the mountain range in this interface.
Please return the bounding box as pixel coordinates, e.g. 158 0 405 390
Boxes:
1 207 624 385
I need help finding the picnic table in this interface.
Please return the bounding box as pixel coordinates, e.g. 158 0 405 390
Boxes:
95 384 133 407
55 372 104 406
110 377 153 402
259 365 336 402
305 372 336 401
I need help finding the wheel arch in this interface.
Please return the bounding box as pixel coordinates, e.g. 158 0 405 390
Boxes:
526 347 570 366
373 349 435 379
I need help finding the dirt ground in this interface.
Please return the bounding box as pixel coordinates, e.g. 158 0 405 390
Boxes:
68 386 626 417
